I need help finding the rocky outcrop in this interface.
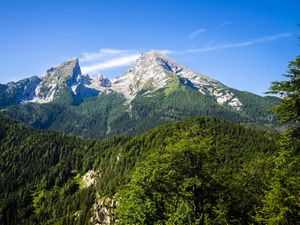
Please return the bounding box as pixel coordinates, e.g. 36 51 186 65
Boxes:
0 76 42 107
90 196 118 225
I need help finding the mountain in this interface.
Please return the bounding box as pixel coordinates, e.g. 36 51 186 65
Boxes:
112 51 243 110
0 58 111 107
0 114 284 225
0 51 279 138
0 76 41 106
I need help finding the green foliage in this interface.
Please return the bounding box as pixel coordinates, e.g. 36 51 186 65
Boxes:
74 173 84 189
267 55 300 123
0 114 280 225
0 115 101 224
254 132 300 225
254 50 300 225
115 118 278 225
117 128 217 224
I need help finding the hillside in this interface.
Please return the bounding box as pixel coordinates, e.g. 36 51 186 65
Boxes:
2 115 298 225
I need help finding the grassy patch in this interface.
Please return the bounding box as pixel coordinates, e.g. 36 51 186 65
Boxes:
74 173 84 189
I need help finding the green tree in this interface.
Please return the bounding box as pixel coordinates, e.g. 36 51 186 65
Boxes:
267 53 300 124
254 131 300 224
256 43 300 224
116 128 225 225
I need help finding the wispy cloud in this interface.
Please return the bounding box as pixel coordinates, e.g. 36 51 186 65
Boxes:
79 33 292 74
81 54 140 74
185 33 292 53
189 28 207 39
80 48 177 74
80 48 140 74
80 48 135 62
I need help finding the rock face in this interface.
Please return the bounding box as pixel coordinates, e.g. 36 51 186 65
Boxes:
0 51 243 110
111 51 175 100
32 58 111 103
0 76 42 106
81 170 98 188
0 58 111 106
76 170 117 225
90 196 118 225
111 51 243 110
32 58 81 103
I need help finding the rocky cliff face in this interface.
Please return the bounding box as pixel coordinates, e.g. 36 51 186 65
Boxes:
90 196 118 225
32 58 109 103
0 76 42 106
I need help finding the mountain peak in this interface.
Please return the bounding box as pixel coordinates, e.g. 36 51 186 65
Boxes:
3 54 242 110
139 50 173 64
66 57 79 62
30 57 82 103
90 74 111 89
46 57 81 80
111 52 243 110
143 50 166 57
111 50 177 100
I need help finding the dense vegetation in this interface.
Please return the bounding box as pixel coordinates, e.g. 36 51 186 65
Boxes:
1 112 298 224
1 81 279 139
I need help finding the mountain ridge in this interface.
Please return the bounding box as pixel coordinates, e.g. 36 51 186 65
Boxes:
1 51 250 110
0 51 280 138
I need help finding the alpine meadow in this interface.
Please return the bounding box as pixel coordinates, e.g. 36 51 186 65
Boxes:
0 1 299 225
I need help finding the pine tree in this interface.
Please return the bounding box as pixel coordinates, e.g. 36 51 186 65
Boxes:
256 39 300 224
267 52 300 124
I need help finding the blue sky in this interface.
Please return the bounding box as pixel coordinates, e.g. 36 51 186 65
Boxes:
0 0 299 95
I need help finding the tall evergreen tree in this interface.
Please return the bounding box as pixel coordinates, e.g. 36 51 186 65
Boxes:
256 39 300 224
267 51 300 124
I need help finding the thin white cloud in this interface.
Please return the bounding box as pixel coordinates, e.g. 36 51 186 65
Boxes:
186 33 292 53
80 48 134 62
79 33 292 74
189 28 207 39
81 54 141 74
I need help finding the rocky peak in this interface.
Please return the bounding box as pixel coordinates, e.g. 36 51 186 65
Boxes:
93 74 112 87
44 57 81 86
2 53 243 110
111 51 177 100
31 58 84 103
77 74 92 85
142 50 182 71
111 50 243 110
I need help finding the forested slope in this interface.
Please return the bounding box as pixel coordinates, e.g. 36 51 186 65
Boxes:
2 115 299 224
